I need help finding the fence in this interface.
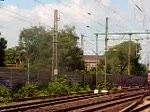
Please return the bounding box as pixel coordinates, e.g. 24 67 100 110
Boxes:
0 68 147 88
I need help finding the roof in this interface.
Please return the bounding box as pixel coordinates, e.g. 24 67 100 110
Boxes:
83 55 103 61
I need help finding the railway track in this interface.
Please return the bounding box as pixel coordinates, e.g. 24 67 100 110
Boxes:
121 91 150 112
54 91 144 112
131 103 150 112
0 88 146 112
0 91 93 103
0 87 142 104
0 92 101 112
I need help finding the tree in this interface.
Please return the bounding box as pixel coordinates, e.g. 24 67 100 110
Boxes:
104 41 146 76
61 46 85 71
0 37 7 67
58 26 84 71
5 47 16 64
18 25 85 71
19 26 53 70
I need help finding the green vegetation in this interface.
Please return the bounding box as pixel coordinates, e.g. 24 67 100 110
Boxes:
0 37 7 67
0 84 10 101
0 77 118 102
47 78 70 95
0 78 91 102
16 25 84 71
5 48 16 64
11 84 39 98
4 25 146 76
98 41 146 76
97 81 116 90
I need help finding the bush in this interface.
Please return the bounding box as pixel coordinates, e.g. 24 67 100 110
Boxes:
97 81 116 90
47 78 70 95
0 77 93 100
70 83 91 92
70 83 81 92
111 86 119 93
0 84 10 100
84 85 91 92
37 82 48 90
12 84 38 98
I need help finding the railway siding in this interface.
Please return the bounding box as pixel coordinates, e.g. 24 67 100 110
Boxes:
0 89 146 112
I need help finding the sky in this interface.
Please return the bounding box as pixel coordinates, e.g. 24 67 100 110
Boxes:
0 0 150 63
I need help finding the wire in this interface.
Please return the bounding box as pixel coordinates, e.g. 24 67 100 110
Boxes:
2 7 34 22
34 0 102 35
130 0 148 32
57 1 104 27
94 0 131 31
0 5 52 28
94 0 130 22
0 25 8 29
34 0 96 32
130 0 142 12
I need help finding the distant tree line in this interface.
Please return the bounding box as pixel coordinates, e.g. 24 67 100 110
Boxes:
96 41 146 76
4 26 84 72
3 25 147 76
0 36 7 67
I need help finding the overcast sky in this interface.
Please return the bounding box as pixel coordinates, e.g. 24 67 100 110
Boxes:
0 0 150 63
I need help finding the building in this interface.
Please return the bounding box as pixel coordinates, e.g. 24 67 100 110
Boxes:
83 55 103 71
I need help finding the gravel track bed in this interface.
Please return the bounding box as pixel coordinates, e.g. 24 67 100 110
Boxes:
24 90 144 112
95 100 137 112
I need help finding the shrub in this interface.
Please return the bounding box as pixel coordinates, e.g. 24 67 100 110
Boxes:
47 78 70 95
12 84 38 98
0 84 10 100
84 85 91 92
37 82 48 90
70 83 81 92
97 81 116 90
70 83 91 92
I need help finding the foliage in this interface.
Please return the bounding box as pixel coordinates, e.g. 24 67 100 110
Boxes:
0 37 7 67
18 25 85 71
0 77 92 101
61 47 85 71
19 26 52 70
83 85 91 92
5 47 16 64
47 78 70 95
11 84 39 98
97 57 105 74
69 82 91 93
70 83 84 92
105 41 146 76
58 26 84 71
0 85 10 99
97 81 116 90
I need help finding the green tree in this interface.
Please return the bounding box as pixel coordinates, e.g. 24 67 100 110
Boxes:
19 26 52 70
19 25 84 71
61 46 85 71
5 47 16 64
58 26 84 71
104 41 146 76
0 37 7 67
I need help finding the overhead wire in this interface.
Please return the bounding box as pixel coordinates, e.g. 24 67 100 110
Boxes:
130 0 142 12
0 5 52 29
0 25 8 29
34 0 102 35
130 0 150 32
94 0 132 31
34 0 104 55
57 0 104 27
1 7 34 22
34 0 94 31
130 0 149 52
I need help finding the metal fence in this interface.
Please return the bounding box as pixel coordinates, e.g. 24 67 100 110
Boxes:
0 68 147 88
